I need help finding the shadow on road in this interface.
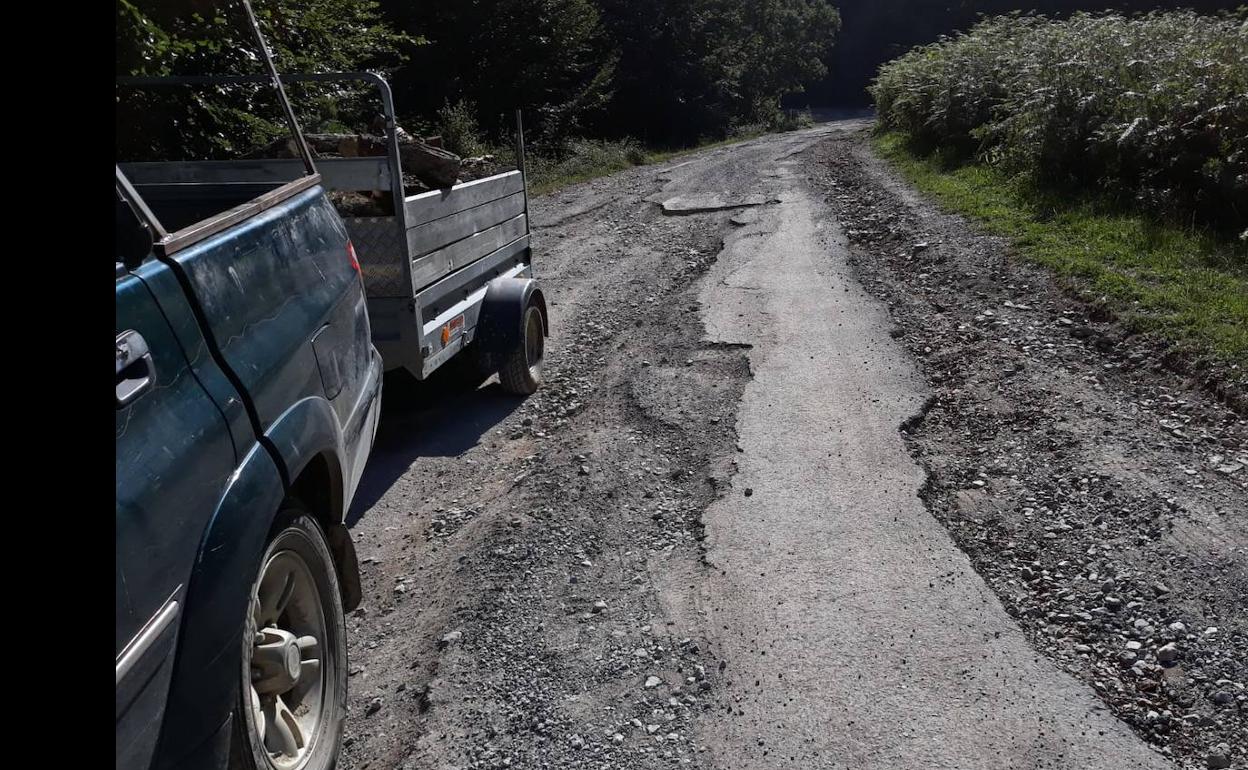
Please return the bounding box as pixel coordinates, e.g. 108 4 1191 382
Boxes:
346 360 526 526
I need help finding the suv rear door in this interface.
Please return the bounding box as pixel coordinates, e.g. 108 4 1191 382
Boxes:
146 181 377 504
115 191 237 770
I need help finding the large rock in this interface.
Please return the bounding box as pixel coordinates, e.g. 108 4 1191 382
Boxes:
396 139 460 189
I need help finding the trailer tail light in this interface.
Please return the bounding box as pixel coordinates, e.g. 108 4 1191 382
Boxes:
346 240 361 274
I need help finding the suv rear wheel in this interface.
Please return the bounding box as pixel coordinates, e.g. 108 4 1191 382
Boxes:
232 509 347 770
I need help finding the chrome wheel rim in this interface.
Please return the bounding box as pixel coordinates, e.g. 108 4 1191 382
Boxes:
524 308 544 378
245 548 327 770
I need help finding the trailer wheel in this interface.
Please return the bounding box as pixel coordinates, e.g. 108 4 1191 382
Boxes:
497 302 544 395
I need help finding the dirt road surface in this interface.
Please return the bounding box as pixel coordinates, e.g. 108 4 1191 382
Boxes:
340 122 1246 770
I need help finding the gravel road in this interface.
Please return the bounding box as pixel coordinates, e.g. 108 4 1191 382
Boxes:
340 121 1245 770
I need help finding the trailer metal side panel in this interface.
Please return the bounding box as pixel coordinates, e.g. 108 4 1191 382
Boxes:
405 192 526 261
417 261 530 378
343 217 408 297
409 214 527 291
416 235 530 320
404 171 524 227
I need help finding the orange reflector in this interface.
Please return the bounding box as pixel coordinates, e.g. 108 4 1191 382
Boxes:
441 325 450 345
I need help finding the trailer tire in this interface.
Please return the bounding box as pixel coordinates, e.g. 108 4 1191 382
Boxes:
497 302 544 395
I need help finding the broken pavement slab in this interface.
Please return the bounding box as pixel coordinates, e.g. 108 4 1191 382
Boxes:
659 192 778 215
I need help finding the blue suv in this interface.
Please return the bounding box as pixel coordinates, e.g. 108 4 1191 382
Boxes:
115 15 381 770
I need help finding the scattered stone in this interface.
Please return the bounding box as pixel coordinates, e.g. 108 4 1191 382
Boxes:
1206 745 1231 769
439 630 463 648
645 675 663 689
365 696 382 716
1156 643 1179 665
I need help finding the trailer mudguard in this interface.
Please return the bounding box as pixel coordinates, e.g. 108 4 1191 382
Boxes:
473 276 547 373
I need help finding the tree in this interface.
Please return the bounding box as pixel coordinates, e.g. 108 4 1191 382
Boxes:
379 0 615 145
596 0 840 144
116 0 414 160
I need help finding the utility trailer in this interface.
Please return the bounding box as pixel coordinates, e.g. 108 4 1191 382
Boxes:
118 71 549 394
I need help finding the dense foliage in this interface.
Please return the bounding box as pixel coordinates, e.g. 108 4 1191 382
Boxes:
379 0 840 146
871 11 1248 232
116 0 413 160
590 0 840 143
379 0 617 145
805 0 1236 108
116 0 839 159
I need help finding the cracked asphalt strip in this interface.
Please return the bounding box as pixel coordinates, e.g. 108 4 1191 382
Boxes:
341 122 1183 770
676 125 1172 768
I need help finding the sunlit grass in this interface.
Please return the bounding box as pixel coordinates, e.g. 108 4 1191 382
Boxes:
874 131 1248 367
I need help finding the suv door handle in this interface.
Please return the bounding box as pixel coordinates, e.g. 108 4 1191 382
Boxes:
116 330 155 408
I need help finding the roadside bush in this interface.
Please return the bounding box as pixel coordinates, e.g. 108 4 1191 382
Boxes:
436 99 486 157
727 122 770 141
871 11 1248 231
773 108 816 132
528 137 647 190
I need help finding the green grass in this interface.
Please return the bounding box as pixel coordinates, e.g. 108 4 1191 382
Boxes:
873 131 1248 367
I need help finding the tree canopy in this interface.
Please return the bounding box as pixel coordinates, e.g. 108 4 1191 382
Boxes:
117 0 412 160
116 0 841 155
